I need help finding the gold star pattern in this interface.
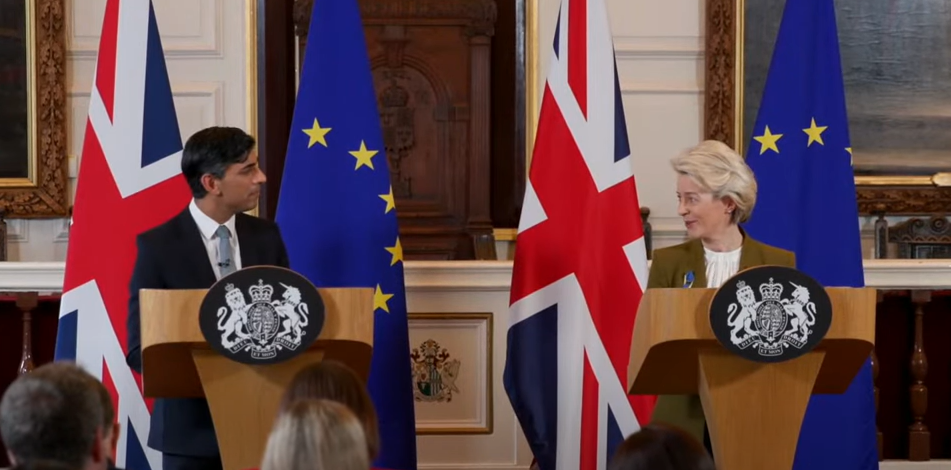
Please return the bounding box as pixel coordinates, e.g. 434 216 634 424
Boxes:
846 147 853 166
373 284 394 313
349 140 378 170
753 125 783 155
302 118 331 148
379 186 396 214
802 118 827 147
385 237 404 266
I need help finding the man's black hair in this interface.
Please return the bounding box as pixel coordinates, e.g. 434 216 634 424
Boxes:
180 126 256 198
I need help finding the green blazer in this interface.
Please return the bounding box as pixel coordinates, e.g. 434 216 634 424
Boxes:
645 230 795 443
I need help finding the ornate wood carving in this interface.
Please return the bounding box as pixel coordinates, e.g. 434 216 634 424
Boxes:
703 0 735 145
293 0 498 260
1 0 69 217
887 216 951 259
702 0 947 216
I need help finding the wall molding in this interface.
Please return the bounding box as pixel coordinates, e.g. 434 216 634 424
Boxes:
67 0 225 59
620 82 703 95
3 259 951 294
613 36 704 60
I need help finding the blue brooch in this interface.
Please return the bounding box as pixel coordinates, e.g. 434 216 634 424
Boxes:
682 270 695 288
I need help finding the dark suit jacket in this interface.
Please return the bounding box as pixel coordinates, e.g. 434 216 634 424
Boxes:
125 207 289 457
644 229 795 443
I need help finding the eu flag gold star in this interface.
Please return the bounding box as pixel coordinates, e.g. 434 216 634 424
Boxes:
803 118 827 147
846 147 853 166
349 141 378 170
385 237 403 266
302 118 331 148
754 126 782 155
373 284 394 313
379 186 396 214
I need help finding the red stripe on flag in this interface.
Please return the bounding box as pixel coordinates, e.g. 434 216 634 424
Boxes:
567 0 587 117
95 0 120 121
580 354 599 470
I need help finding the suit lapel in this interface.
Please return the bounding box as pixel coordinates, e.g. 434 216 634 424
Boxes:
175 209 218 286
686 239 708 289
738 228 764 271
235 215 258 267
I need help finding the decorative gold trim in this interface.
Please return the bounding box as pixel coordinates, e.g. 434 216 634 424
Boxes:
733 0 745 152
854 176 936 186
246 0 259 217
408 312 494 435
525 0 539 172
493 227 517 241
0 0 69 217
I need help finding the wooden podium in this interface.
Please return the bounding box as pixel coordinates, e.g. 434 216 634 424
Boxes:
628 286 876 470
139 286 374 470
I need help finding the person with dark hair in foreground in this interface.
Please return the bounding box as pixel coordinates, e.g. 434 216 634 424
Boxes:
0 362 110 470
608 424 716 470
125 126 290 470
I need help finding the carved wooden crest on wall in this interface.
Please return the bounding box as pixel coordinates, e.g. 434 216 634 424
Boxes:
293 0 498 260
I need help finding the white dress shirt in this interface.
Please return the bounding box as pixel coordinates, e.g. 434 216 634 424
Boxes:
704 246 741 288
188 199 241 279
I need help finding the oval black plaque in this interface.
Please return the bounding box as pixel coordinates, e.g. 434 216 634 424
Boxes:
199 266 325 365
709 265 832 363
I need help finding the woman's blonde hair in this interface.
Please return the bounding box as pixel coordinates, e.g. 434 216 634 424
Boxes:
261 398 369 470
670 140 757 223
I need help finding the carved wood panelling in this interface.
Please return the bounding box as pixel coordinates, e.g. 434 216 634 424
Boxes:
293 0 498 260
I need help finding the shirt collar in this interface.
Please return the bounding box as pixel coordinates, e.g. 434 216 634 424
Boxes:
188 199 236 240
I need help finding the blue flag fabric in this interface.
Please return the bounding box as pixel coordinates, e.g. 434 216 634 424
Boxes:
274 1 418 469
741 0 878 469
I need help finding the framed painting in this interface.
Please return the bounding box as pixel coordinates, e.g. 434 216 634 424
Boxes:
705 0 951 215
0 0 67 218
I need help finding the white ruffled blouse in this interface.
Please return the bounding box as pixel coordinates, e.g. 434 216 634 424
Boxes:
704 246 742 288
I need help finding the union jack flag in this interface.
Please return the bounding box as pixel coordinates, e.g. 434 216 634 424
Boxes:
501 0 654 468
54 1 192 469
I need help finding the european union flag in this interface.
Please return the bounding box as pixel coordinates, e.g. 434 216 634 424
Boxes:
274 0 417 469
742 0 878 469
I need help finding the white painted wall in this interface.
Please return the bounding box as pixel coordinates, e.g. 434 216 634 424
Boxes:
8 0 253 261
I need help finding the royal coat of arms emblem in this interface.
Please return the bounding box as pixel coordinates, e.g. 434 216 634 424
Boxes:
410 339 461 402
710 266 832 363
200 266 325 365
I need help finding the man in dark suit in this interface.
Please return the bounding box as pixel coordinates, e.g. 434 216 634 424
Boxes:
125 127 289 470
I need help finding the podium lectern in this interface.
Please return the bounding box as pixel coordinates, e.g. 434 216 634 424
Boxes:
627 286 875 470
139 287 374 470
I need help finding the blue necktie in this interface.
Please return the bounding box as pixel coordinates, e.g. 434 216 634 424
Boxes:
215 225 236 277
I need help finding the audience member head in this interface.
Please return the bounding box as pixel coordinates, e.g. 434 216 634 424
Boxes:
608 424 715 470
0 362 109 470
671 140 757 240
91 375 120 466
279 360 379 459
261 399 369 470
181 126 263 218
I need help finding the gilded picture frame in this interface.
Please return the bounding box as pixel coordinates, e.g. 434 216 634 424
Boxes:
704 0 951 215
0 0 68 218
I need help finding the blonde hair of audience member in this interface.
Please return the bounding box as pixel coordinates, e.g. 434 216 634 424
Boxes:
261 399 368 470
670 139 757 250
279 360 379 459
608 424 715 470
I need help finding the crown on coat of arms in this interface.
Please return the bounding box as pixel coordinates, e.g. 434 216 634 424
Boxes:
759 278 783 301
249 280 274 302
